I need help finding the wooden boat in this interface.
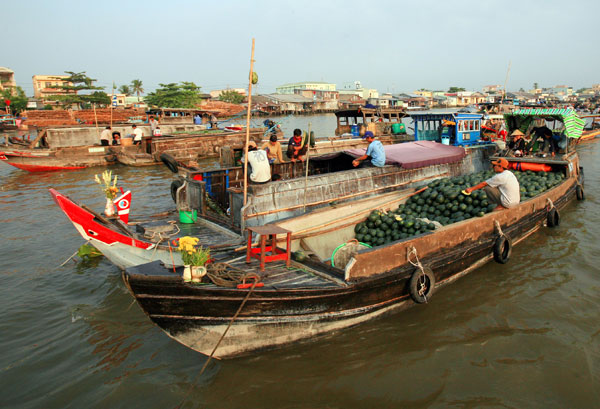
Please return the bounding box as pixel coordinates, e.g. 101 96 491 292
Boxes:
121 110 586 358
335 107 413 142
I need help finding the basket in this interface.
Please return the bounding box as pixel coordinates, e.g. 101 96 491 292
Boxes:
331 240 372 268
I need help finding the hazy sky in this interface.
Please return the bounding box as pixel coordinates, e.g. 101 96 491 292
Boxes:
4 0 599 96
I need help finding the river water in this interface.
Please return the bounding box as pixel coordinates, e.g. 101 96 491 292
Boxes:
1 115 599 408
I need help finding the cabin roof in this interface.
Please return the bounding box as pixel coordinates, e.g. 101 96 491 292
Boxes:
505 108 585 138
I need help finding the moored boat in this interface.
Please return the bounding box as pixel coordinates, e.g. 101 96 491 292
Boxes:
122 110 585 358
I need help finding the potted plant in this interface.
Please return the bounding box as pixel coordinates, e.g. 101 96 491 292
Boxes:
94 170 119 216
177 236 211 283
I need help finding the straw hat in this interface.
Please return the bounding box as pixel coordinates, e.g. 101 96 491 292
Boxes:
511 129 524 137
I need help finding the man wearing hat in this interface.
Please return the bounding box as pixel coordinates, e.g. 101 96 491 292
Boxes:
241 140 271 184
352 131 386 168
507 129 526 156
464 158 520 211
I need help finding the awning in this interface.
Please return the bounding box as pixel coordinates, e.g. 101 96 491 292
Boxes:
506 108 585 138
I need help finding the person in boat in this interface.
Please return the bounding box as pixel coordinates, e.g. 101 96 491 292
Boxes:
526 120 553 155
352 131 386 168
131 124 144 145
111 131 121 145
507 129 526 156
286 128 307 162
241 141 271 184
261 134 284 164
149 116 159 135
210 114 218 129
464 158 520 211
100 126 111 146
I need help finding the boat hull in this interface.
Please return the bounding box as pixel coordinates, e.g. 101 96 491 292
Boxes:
124 160 581 358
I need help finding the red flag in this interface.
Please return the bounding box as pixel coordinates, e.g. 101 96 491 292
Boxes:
113 190 132 224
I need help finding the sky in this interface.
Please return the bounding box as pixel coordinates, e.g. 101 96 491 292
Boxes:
3 0 599 97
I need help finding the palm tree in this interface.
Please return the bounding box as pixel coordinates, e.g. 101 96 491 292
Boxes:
131 79 144 102
119 85 131 96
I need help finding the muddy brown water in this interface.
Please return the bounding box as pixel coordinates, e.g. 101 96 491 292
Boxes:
1 115 599 408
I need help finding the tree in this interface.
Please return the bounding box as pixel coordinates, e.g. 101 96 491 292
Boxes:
448 87 466 93
145 82 203 108
131 79 144 101
47 71 110 109
219 90 245 104
0 86 28 115
519 87 525 92
119 85 132 96
533 82 539 90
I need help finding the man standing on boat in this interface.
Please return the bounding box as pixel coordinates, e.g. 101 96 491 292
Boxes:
131 124 143 145
149 116 159 135
242 141 271 184
352 131 386 168
465 158 520 211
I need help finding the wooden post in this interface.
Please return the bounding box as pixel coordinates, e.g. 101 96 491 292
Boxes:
93 103 100 140
302 122 312 211
243 38 256 207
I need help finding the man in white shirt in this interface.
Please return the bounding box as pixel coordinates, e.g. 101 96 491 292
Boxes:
241 141 271 184
465 158 520 211
100 126 111 146
131 124 144 145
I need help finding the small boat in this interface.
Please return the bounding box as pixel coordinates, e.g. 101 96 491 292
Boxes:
122 109 585 358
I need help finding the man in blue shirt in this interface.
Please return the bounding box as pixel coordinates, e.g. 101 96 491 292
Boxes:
352 131 386 167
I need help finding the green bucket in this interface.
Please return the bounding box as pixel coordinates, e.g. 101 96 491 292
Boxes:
391 123 406 134
179 209 197 223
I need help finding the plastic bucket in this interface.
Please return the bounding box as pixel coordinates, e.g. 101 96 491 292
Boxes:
179 209 197 223
391 123 406 134
441 136 450 145
351 125 359 136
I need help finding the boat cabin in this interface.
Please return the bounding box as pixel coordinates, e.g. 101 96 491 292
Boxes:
335 107 408 137
145 108 208 125
410 112 484 146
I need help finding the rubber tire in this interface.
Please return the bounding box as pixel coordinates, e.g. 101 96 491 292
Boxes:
409 267 435 304
170 180 183 203
547 208 560 227
161 153 179 173
576 185 585 201
493 235 512 264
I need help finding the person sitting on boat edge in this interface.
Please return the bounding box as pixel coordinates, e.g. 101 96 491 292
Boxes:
262 134 284 164
352 131 386 168
507 129 526 156
286 128 307 162
100 126 111 146
241 141 271 184
464 158 520 211
111 131 121 145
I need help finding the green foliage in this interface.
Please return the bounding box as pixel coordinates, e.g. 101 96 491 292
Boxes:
447 87 466 93
219 90 245 104
145 82 203 108
119 85 131 96
47 71 109 109
0 86 28 115
43 104 54 110
533 82 539 90
77 243 103 259
131 79 144 99
181 246 211 266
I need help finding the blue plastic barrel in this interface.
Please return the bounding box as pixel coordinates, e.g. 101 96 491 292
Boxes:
351 125 359 136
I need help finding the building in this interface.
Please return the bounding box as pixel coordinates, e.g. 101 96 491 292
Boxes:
276 81 336 95
293 89 339 111
482 85 502 93
32 75 76 104
0 67 17 92
209 88 247 99
338 81 378 100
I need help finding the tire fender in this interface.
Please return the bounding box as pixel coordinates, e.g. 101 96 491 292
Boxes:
170 180 184 202
409 266 435 304
160 153 179 173
576 185 585 201
547 207 560 227
493 235 512 264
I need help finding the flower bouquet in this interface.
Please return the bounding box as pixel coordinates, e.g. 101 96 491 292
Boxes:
178 236 211 282
94 170 119 216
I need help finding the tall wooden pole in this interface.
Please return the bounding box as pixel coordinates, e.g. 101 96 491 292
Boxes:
243 38 256 207
110 82 115 129
303 122 312 211
93 103 100 139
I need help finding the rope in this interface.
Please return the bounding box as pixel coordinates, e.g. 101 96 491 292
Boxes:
546 198 556 211
205 262 260 288
494 220 506 238
406 246 429 302
145 223 181 261
176 276 260 409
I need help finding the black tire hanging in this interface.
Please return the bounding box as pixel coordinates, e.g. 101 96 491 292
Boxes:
409 267 435 304
576 185 585 201
493 235 512 264
547 207 560 227
160 153 179 173
170 180 184 202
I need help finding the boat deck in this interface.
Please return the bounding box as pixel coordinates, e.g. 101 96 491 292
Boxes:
128 250 347 290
